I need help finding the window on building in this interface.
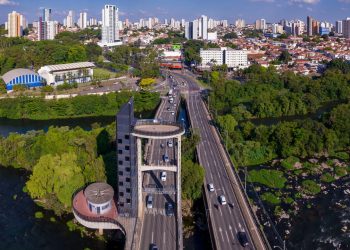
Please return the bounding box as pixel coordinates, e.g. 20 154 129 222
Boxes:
119 171 123 176
126 177 131 182
118 150 123 154
125 145 130 150
126 167 131 172
118 139 122 144
119 181 124 186
124 135 130 140
126 188 131 193
125 156 130 162
126 199 131 203
119 192 124 197
118 160 123 165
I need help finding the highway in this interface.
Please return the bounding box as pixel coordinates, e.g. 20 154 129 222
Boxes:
172 70 266 250
139 75 181 250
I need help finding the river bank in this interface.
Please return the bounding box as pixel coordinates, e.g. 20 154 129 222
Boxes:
0 166 124 250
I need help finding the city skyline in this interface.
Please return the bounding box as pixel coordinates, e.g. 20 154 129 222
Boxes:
1 0 350 25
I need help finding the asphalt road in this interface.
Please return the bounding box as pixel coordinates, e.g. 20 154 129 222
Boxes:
139 75 181 250
171 71 257 250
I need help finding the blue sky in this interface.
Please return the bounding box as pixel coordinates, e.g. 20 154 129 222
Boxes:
1 0 350 24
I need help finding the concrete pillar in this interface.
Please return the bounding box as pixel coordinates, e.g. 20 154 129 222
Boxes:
176 135 183 250
137 138 143 218
98 228 103 235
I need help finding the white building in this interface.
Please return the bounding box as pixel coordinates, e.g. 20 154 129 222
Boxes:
202 15 208 40
38 62 95 86
192 19 199 40
99 4 121 48
255 19 266 30
207 32 217 41
200 47 248 69
78 12 87 29
43 8 51 22
65 10 74 28
235 18 245 28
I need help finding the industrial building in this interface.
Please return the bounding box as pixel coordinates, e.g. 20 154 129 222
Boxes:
38 62 95 86
2 68 44 90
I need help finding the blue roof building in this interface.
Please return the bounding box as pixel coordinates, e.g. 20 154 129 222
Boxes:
1 68 44 90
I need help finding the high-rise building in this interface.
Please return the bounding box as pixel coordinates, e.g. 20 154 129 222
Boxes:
235 18 246 28
201 15 208 40
78 12 87 29
272 23 284 34
336 20 343 34
43 8 52 22
192 19 199 40
307 16 313 36
255 19 266 30
99 4 120 47
200 47 248 69
7 11 24 37
342 18 350 38
65 10 74 28
185 22 191 39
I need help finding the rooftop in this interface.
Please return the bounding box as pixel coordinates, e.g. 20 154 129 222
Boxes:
84 182 114 204
41 62 95 72
2 68 39 83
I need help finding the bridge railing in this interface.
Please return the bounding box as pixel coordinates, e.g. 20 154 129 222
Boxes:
202 97 272 250
71 189 127 236
132 119 185 138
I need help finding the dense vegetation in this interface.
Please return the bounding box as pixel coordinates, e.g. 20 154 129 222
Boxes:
181 131 205 200
0 91 160 120
208 62 350 224
210 64 350 166
0 125 115 214
153 30 186 45
0 36 101 74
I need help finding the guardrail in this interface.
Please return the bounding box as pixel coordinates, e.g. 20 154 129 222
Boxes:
201 96 272 250
72 202 127 236
184 98 218 250
132 119 185 138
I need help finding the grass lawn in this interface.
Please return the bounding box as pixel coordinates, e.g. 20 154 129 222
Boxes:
94 67 115 80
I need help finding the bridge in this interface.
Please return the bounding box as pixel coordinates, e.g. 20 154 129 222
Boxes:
72 70 271 250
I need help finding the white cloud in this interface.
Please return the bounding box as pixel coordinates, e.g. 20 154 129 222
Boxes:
339 0 350 3
289 0 320 4
0 0 18 6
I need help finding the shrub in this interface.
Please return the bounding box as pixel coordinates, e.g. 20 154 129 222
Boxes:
320 173 335 183
35 211 44 219
248 169 287 189
261 192 281 205
301 180 321 195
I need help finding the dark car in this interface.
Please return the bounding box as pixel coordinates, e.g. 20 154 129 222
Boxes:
237 231 249 247
165 202 174 216
150 244 158 250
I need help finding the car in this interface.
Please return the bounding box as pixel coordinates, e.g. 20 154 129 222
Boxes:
160 143 165 148
165 202 174 216
150 244 158 250
167 107 171 111
208 183 215 192
163 154 170 163
219 195 227 205
161 171 167 182
168 141 173 147
147 195 153 209
237 231 249 247
171 112 175 116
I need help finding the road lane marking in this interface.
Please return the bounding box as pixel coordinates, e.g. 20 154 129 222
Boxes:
219 227 225 243
225 230 230 244
229 225 235 240
151 231 154 243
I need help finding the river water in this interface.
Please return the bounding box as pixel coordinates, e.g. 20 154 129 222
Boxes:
0 167 124 250
0 105 348 250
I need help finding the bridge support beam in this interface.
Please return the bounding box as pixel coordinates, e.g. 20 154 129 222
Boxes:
176 135 183 250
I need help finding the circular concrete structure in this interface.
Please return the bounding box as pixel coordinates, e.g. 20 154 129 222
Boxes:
132 119 185 139
84 182 114 215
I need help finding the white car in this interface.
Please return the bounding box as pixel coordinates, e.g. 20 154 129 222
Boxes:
147 195 153 208
168 141 173 148
171 112 175 116
208 183 215 192
161 172 167 182
219 195 227 205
